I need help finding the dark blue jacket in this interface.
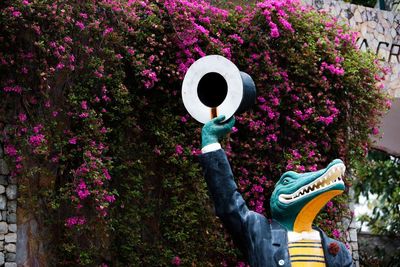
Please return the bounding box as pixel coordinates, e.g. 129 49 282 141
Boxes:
200 149 353 267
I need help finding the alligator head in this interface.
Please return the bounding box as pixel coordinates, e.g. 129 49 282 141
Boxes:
270 159 346 232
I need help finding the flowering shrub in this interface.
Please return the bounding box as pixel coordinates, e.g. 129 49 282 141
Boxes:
0 0 387 265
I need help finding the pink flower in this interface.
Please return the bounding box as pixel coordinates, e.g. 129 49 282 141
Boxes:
76 180 90 199
332 229 341 239
64 36 73 43
18 113 27 122
5 145 17 157
229 34 244 44
318 116 334 125
257 96 266 103
269 22 280 38
103 27 114 36
69 137 77 144
65 216 86 228
79 112 89 118
3 86 22 94
326 201 333 208
75 21 85 30
56 63 64 70
171 256 181 266
104 195 116 203
235 5 243 12
270 28 280 38
385 100 392 109
81 101 88 110
279 17 294 32
28 134 45 147
175 145 184 155
12 11 22 17
103 168 111 180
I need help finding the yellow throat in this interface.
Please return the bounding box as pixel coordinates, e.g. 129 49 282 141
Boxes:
293 190 343 232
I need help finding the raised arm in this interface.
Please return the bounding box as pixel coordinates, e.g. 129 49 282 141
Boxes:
199 115 253 254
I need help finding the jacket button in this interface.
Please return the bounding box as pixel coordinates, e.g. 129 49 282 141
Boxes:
278 259 285 266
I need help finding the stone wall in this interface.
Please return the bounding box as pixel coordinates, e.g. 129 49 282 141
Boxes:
304 0 400 97
0 144 18 267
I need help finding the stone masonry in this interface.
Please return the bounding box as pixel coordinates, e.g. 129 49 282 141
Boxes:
0 144 17 267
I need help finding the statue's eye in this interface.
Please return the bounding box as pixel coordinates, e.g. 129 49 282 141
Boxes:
283 178 290 185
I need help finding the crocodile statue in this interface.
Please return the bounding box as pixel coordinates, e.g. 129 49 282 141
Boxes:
199 115 353 267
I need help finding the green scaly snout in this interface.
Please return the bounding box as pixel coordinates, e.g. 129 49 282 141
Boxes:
270 159 346 231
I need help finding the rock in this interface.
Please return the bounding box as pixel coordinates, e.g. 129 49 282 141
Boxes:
7 213 16 224
0 222 7 234
7 176 16 185
0 185 5 194
0 234 4 240
8 224 16 233
5 233 16 243
353 250 359 260
0 252 4 265
0 195 7 210
0 241 3 250
5 263 17 267
7 201 16 213
6 185 17 200
350 229 358 242
4 243 16 253
0 146 3 158
0 176 7 185
2 211 7 221
0 160 9 175
5 253 15 261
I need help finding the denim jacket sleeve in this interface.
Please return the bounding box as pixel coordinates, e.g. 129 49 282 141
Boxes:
199 149 252 254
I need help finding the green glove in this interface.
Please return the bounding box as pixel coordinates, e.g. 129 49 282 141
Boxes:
201 115 235 148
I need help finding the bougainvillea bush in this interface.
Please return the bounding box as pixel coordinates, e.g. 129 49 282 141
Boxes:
0 0 388 265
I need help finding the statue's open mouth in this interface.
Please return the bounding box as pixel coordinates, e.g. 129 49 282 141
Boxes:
278 163 345 204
